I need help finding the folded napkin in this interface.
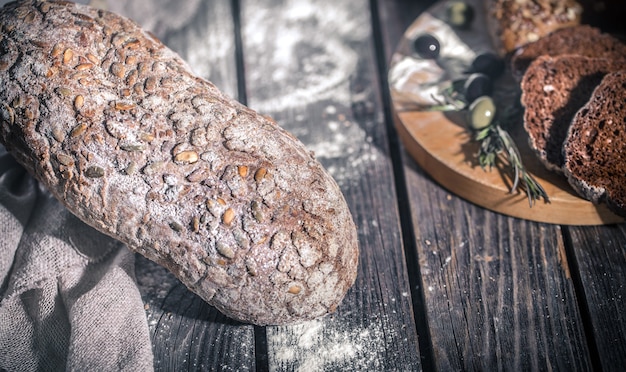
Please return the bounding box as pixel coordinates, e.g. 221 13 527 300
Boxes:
0 145 154 371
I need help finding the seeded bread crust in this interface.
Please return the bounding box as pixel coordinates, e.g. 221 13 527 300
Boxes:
563 71 626 217
0 0 359 325
485 0 582 56
511 25 626 80
520 55 626 172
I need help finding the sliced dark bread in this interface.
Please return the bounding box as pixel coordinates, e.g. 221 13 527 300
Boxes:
563 71 626 217
511 25 626 80
520 55 626 172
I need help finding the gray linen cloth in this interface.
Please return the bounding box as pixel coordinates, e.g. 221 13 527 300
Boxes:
0 145 154 371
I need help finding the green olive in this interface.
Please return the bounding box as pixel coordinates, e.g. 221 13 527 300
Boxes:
446 1 475 29
468 96 496 130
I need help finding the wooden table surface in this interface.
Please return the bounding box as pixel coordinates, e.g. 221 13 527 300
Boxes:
31 0 626 370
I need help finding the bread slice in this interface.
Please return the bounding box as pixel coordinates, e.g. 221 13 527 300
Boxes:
520 55 626 172
485 0 583 56
563 71 626 217
511 25 626 79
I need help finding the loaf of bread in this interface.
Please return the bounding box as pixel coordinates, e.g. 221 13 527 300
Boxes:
0 1 359 325
563 71 626 217
511 25 626 79
485 0 583 56
520 55 626 172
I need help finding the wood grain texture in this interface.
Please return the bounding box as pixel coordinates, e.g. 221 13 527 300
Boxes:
567 224 626 371
239 0 421 369
2 0 624 369
408 187 591 370
377 0 594 370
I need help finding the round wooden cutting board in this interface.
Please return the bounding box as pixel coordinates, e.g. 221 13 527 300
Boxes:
388 1 624 225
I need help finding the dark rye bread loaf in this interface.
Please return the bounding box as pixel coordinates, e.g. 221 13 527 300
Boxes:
520 55 626 172
511 25 626 79
485 0 582 56
563 71 626 217
0 1 359 325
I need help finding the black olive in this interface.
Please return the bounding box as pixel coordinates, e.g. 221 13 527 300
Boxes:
413 34 440 59
445 1 475 29
464 73 492 104
469 52 505 79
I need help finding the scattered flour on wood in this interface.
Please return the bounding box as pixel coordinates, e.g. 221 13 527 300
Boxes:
307 111 380 189
133 255 180 327
239 0 379 187
243 0 371 112
268 318 385 371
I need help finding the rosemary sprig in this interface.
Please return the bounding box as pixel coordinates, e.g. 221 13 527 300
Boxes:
475 123 549 206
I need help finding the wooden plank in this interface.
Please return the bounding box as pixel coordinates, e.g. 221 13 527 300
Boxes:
101 1 257 370
567 224 626 371
376 0 593 369
239 0 421 370
407 190 591 370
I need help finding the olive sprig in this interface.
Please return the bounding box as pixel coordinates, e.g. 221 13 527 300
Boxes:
429 66 549 206
412 27 548 206
410 5 548 206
